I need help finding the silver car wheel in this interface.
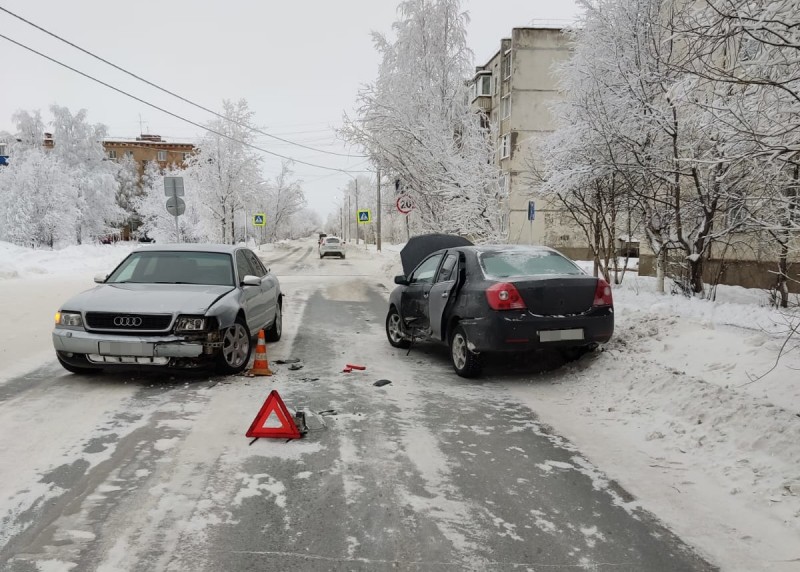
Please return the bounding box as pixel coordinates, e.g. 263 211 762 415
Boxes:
222 323 250 368
387 312 403 344
451 332 467 370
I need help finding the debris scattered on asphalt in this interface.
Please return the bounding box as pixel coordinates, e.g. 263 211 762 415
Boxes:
288 363 304 371
342 367 352 373
373 379 392 387
346 364 366 370
275 358 302 364
299 377 319 382
318 409 337 416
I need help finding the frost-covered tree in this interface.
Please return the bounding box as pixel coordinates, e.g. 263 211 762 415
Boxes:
49 106 122 243
115 154 140 233
254 161 306 242
342 0 504 242
286 208 322 240
540 0 764 295
0 106 122 247
184 99 262 244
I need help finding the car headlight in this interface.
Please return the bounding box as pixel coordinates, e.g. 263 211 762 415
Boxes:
174 316 206 332
55 311 83 328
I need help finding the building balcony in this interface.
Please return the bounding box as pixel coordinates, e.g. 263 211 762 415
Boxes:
472 94 492 114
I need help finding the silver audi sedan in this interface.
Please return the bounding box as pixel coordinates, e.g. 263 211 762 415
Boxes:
52 244 282 375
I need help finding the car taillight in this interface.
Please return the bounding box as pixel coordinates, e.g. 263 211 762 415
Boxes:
486 282 527 310
593 278 613 307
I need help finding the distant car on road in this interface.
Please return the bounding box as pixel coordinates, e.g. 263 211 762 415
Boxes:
52 244 282 375
386 235 614 377
319 236 345 259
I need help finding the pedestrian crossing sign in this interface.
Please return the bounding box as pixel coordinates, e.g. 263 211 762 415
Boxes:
253 213 266 227
357 209 371 224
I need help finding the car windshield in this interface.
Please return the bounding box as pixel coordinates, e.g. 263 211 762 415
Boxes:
106 251 235 286
479 250 584 278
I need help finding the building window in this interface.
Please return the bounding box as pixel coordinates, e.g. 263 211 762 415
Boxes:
500 134 511 159
499 172 510 194
182 152 192 162
502 50 512 79
124 150 134 159
502 95 511 119
494 65 500 94
107 149 117 159
157 150 167 162
475 75 491 97
0 143 7 156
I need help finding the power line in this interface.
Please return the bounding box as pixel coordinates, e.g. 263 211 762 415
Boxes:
0 32 370 174
0 5 368 159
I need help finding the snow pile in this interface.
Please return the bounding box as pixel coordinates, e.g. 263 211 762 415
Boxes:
0 241 136 280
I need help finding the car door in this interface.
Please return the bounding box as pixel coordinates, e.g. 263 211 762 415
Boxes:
428 252 460 341
245 249 278 330
400 253 444 334
235 250 265 333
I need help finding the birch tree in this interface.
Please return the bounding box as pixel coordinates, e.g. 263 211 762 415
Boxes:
254 160 306 242
342 0 504 242
185 99 262 244
0 106 121 247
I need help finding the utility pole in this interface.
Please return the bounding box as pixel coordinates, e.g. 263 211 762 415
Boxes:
376 168 382 252
354 178 359 246
347 194 351 244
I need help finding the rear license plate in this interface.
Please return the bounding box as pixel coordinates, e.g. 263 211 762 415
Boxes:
539 329 584 342
98 341 154 356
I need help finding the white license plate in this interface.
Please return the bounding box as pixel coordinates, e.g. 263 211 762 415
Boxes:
98 341 154 356
539 329 584 342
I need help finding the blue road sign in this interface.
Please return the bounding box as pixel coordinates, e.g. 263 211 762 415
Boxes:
253 213 266 227
357 209 372 224
528 200 536 221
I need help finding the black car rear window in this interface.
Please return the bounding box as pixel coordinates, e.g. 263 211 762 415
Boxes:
479 250 583 278
107 251 235 286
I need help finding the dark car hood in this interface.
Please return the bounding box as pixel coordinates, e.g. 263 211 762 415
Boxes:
61 283 234 314
400 234 473 276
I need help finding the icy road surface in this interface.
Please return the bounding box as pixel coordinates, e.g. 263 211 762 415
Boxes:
0 241 714 571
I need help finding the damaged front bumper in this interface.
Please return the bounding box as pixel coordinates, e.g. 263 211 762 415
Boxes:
53 328 208 367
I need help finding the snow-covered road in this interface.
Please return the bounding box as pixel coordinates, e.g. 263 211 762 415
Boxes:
0 238 798 571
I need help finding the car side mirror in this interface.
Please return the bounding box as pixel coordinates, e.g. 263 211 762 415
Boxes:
94 273 108 283
242 275 261 286
394 275 409 286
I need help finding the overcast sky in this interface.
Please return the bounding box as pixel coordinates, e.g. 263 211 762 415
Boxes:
0 0 580 221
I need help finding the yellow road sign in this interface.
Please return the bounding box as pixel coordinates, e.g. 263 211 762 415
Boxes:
357 209 371 224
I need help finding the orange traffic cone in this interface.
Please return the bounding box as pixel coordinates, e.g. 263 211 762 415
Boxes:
248 330 273 376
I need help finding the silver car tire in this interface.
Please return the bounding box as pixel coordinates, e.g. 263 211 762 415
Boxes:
217 318 252 374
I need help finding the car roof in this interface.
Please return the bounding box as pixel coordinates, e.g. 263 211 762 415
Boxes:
133 243 242 254
440 245 562 255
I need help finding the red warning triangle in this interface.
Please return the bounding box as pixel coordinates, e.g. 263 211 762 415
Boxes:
246 390 301 439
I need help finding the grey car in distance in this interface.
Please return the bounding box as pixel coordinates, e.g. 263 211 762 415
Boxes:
52 244 282 375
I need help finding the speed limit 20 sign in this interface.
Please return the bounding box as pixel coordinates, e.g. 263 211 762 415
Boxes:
396 194 414 215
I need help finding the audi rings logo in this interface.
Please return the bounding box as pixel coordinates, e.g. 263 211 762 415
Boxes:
113 316 143 327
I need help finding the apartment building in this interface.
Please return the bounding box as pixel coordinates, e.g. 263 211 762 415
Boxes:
102 134 194 176
471 27 592 259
